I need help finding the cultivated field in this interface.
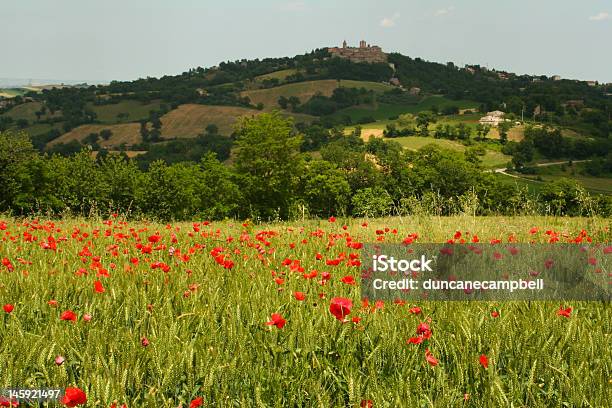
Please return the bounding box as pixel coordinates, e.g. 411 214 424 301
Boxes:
159 104 260 137
49 123 142 148
0 216 609 407
241 80 394 110
87 100 163 124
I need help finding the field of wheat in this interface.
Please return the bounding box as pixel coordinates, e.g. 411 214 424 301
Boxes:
0 216 610 407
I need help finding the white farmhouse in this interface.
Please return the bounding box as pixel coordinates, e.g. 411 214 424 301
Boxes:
479 111 506 126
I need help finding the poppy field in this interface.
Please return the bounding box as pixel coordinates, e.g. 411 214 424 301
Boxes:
0 215 610 407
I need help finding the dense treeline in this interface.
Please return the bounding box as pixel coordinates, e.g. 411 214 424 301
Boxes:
1 113 610 221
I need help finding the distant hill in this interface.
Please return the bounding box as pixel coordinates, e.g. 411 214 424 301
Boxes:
0 46 609 164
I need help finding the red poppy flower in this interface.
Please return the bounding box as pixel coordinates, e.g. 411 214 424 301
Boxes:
60 310 77 322
360 400 373 408
491 310 500 318
0 396 19 407
557 306 572 318
293 291 306 301
189 397 204 408
329 297 352 321
407 336 424 345
479 354 489 368
416 322 430 335
408 306 422 315
94 280 105 293
3 304 14 314
265 313 286 329
340 275 356 285
62 387 87 407
141 337 150 347
425 349 438 366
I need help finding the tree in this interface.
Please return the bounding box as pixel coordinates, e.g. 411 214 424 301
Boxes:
498 121 512 144
351 187 394 217
0 131 45 211
475 123 491 141
288 96 301 111
233 112 303 219
149 128 161 143
512 139 534 168
456 122 472 141
84 133 100 145
139 120 149 142
278 96 289 109
301 160 351 217
197 152 243 219
100 129 113 141
416 112 436 136
205 124 219 135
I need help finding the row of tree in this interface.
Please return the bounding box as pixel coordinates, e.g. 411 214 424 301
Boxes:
1 113 610 220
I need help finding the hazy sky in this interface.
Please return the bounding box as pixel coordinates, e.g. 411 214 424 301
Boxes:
2 0 611 83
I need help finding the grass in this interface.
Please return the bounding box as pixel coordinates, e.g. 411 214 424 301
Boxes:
390 136 512 168
518 163 612 195
0 216 610 407
1 101 61 122
0 88 30 98
23 122 65 137
87 100 163 124
254 69 298 82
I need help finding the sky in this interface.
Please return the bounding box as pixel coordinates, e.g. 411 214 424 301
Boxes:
1 0 611 84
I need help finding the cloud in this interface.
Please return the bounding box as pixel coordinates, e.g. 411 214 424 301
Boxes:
588 12 609 21
380 12 400 28
434 6 455 17
280 1 306 12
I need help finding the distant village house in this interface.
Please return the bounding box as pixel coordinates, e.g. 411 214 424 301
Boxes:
479 110 506 126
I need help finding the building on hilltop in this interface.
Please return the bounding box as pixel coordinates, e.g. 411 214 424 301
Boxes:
328 40 387 63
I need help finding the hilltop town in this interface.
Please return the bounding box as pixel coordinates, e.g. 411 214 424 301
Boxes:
328 40 388 64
